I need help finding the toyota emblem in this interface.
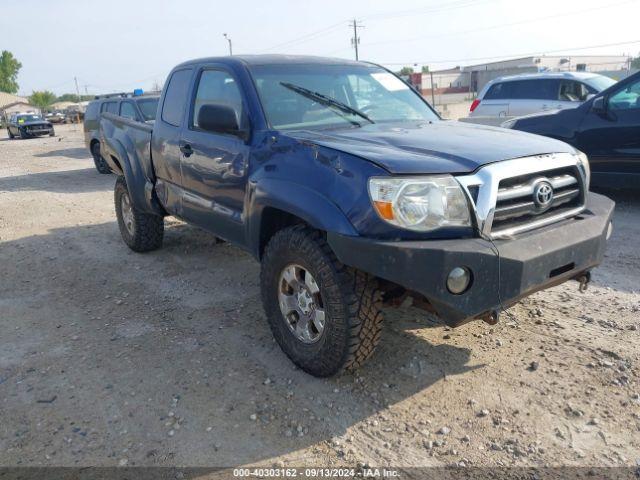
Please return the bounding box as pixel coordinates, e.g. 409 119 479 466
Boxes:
533 180 554 209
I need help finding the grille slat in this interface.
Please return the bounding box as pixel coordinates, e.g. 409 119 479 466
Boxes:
491 167 584 234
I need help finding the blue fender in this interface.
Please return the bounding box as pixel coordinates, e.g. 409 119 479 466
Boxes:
247 178 359 258
103 135 164 216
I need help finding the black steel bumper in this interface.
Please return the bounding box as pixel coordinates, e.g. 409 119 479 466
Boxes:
327 193 615 326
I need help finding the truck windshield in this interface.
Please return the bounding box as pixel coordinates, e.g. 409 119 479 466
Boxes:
250 64 438 130
136 98 159 121
17 114 43 122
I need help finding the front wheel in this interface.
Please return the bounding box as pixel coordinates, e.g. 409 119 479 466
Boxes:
114 177 164 252
260 225 383 377
91 142 111 174
8 129 14 139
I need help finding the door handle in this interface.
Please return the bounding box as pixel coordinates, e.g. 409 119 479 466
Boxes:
180 143 193 157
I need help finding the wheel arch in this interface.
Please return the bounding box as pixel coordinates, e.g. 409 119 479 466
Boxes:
248 179 359 260
104 137 164 216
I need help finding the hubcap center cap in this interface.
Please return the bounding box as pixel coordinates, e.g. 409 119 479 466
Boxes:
297 289 313 314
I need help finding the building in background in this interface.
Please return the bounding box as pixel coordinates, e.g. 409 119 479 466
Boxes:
414 67 471 97
0 92 39 126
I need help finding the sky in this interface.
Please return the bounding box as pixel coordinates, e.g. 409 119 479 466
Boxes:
3 0 640 96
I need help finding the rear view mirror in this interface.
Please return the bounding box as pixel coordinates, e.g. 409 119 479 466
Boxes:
197 104 240 136
591 96 606 114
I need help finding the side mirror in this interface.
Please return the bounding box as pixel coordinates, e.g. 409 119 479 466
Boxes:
591 96 606 114
197 104 241 136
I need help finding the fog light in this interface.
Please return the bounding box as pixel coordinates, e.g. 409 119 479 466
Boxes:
606 221 613 240
447 267 472 294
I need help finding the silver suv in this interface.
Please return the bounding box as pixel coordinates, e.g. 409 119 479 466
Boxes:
469 72 616 118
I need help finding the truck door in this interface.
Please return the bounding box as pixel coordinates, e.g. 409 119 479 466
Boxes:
151 68 193 216
178 66 250 244
576 74 640 188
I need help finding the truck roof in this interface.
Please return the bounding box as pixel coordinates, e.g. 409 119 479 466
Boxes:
175 54 366 68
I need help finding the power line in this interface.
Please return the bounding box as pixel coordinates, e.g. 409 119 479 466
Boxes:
363 0 638 48
259 21 347 52
362 0 493 21
379 39 640 67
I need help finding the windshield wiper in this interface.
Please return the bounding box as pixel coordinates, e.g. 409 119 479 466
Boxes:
280 82 375 125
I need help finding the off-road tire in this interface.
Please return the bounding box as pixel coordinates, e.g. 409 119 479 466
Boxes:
91 142 111 174
261 225 383 377
114 176 164 252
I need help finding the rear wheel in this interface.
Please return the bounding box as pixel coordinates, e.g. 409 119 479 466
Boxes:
8 129 14 139
114 177 164 252
260 225 383 377
91 142 111 174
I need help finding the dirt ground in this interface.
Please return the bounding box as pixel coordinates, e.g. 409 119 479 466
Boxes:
1 124 639 473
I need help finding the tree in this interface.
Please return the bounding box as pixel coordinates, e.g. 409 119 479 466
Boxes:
29 90 57 111
0 50 22 94
396 66 414 76
421 65 430 73
631 55 640 69
56 93 93 102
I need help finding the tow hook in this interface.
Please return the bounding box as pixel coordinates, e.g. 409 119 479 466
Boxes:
479 309 500 325
576 272 591 293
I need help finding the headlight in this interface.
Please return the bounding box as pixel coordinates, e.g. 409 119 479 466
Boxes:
575 150 591 191
368 175 471 231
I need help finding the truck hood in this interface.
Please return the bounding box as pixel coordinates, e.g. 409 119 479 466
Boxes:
285 120 576 174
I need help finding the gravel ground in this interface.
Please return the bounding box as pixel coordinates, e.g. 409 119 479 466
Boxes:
0 124 639 473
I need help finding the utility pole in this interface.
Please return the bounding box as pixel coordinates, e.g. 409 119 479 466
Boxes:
429 70 435 106
223 33 233 55
349 19 364 61
74 77 81 102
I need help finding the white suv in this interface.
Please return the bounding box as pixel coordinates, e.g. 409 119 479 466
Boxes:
469 72 616 118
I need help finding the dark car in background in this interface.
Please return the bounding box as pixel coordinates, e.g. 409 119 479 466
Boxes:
7 113 55 139
503 71 640 189
84 93 159 173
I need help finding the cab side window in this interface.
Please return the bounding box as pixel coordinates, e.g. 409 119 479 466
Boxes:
161 69 192 127
101 102 118 114
191 69 243 130
608 77 640 111
119 102 138 120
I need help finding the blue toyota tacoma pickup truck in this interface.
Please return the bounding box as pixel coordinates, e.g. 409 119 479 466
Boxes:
99 55 614 377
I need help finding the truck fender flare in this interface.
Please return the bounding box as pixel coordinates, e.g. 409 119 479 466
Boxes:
103 137 161 216
247 178 359 258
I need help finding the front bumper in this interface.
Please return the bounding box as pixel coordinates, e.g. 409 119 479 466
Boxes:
327 192 615 326
21 126 54 137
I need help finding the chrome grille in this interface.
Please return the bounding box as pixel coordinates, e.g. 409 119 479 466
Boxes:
455 153 588 239
492 168 582 228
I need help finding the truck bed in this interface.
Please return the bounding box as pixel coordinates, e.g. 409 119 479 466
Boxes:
99 112 164 215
